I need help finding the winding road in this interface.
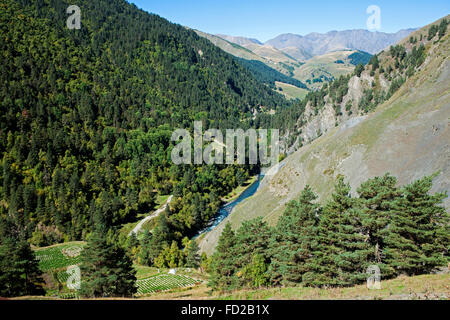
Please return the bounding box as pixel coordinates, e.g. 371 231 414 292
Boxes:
129 195 173 236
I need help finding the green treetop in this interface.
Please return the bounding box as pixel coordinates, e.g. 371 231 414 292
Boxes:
383 175 449 276
208 222 238 291
268 186 320 286
303 177 371 287
80 224 137 298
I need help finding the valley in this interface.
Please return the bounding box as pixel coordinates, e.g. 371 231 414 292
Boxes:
196 28 416 94
201 16 450 256
0 0 448 302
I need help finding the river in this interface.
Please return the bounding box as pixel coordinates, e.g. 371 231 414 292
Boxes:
195 174 264 237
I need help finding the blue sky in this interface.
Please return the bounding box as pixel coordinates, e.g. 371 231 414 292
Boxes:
130 0 449 42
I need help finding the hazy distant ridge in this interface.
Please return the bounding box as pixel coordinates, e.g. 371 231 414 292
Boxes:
266 29 417 58
217 29 417 61
216 34 263 46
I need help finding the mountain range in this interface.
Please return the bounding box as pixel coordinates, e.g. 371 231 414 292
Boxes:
221 29 417 61
198 29 415 92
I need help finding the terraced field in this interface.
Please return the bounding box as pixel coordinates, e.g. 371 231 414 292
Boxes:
136 274 200 296
33 242 203 299
34 242 85 272
33 242 86 299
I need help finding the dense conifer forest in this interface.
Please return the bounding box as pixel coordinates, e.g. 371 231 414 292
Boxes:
236 58 308 90
0 0 288 247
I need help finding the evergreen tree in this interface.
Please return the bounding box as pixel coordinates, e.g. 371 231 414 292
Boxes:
145 213 170 266
125 232 140 261
303 177 371 287
0 237 45 297
369 54 380 71
138 230 153 265
358 174 401 274
240 254 269 288
208 222 238 291
438 19 448 39
80 224 137 298
355 63 365 77
185 240 201 268
383 175 449 276
0 216 44 297
268 186 320 285
233 218 272 287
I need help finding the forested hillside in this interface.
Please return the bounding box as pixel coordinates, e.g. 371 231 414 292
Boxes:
0 0 288 247
236 58 307 90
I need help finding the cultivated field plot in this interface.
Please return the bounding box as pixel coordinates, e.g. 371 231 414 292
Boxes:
34 243 85 272
136 273 200 295
56 269 72 284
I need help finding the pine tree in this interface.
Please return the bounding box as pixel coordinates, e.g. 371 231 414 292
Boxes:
138 230 153 265
268 186 320 286
240 254 269 288
355 63 364 77
125 232 139 261
80 224 137 298
208 222 238 291
383 175 449 276
234 218 271 267
145 213 170 266
185 240 201 268
0 237 45 297
369 54 380 71
234 218 272 287
438 19 448 39
358 174 401 275
303 177 371 287
0 216 44 297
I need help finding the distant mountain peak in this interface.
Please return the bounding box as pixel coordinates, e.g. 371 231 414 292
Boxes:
216 34 262 46
266 28 418 58
216 28 417 61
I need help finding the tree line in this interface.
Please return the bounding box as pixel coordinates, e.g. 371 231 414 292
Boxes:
208 174 449 291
